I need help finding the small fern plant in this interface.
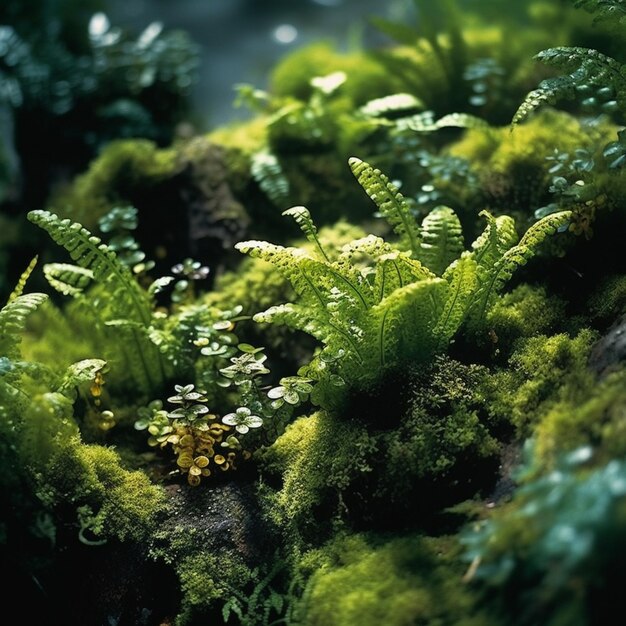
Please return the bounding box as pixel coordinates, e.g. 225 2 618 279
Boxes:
513 1 625 151
237 158 572 410
27 210 171 397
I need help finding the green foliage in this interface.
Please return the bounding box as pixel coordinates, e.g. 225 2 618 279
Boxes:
296 533 493 626
38 438 165 543
534 369 626 465
53 139 178 229
0 293 48 372
512 46 625 128
238 161 571 409
463 445 626 626
573 0 626 27
28 209 169 396
7 256 38 303
486 330 597 435
417 206 464 276
485 284 566 352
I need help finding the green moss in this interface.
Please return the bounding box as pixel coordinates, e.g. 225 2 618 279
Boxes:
38 436 165 543
448 110 616 215
297 533 494 626
174 552 252 626
588 274 626 322
535 369 626 465
270 43 396 106
259 411 375 539
487 330 598 435
53 139 179 229
486 284 566 353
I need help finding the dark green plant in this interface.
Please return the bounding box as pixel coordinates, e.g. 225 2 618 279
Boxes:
237 158 572 409
28 209 170 396
462 444 626 626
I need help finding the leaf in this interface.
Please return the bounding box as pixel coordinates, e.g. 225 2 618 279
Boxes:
43 263 94 297
360 93 425 117
349 157 421 256
59 359 107 394
251 150 290 206
417 206 464 276
8 256 38 303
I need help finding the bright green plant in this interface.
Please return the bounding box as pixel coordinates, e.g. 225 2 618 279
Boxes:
237 158 572 409
27 209 171 396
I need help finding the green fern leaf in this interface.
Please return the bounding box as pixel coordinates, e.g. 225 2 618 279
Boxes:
8 256 38 303
349 157 421 256
283 206 330 261
43 263 94 297
433 254 479 347
469 211 519 270
28 210 167 394
366 278 447 369
470 211 572 323
418 206 464 276
251 150 290 206
573 0 626 25
0 293 48 375
513 47 626 126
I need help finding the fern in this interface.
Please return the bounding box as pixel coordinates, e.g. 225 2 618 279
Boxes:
396 111 489 132
43 263 94 297
468 210 573 325
417 206 464 276
573 0 626 25
238 160 571 409
8 256 38 303
28 210 169 395
0 293 48 381
513 46 626 127
251 150 290 206
349 157 421 256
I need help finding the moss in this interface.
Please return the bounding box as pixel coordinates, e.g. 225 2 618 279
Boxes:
487 330 598 435
259 411 375 540
270 43 396 106
534 369 626 466
297 533 494 626
38 436 165 543
486 284 566 353
52 139 179 229
448 110 616 217
588 274 626 322
174 551 252 626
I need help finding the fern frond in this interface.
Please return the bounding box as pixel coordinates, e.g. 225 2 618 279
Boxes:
360 93 425 117
283 206 330 261
338 235 395 264
469 211 519 270
512 47 626 126
396 112 488 133
573 0 626 25
373 252 436 302
57 359 107 396
8 256 38 303
434 254 479 347
349 157 421 256
0 293 48 376
366 278 446 368
43 263 94 297
251 150 290 206
418 206 464 276
28 210 167 394
235 240 372 314
470 211 572 323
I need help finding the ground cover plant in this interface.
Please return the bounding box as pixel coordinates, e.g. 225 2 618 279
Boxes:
1 0 626 624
